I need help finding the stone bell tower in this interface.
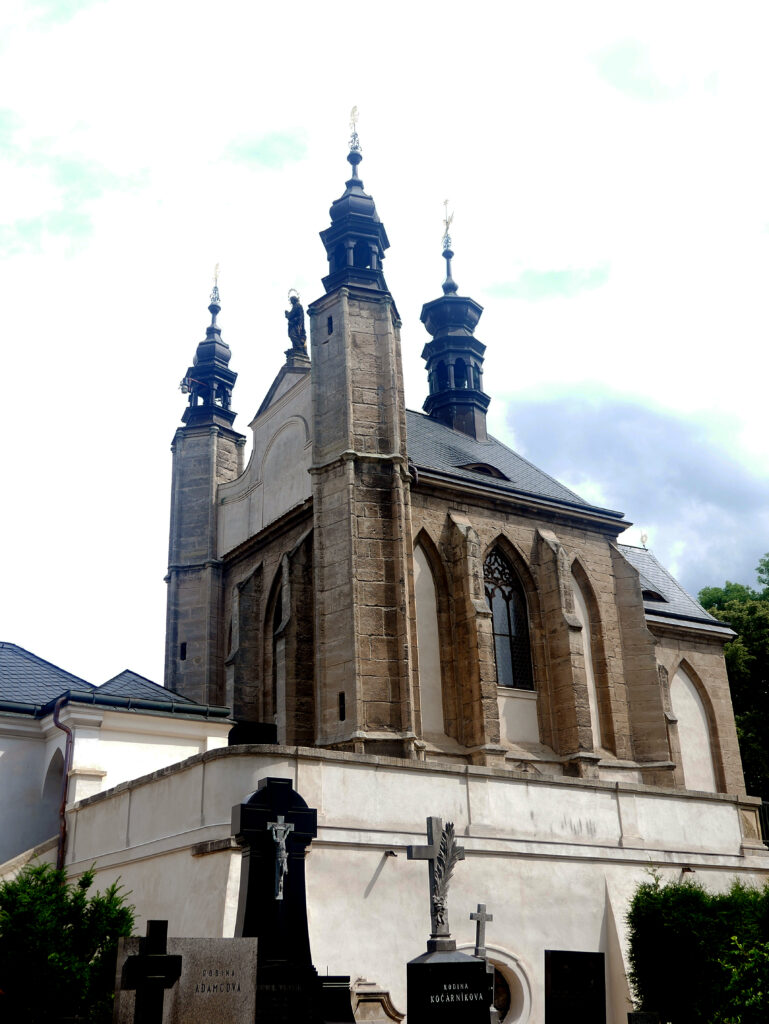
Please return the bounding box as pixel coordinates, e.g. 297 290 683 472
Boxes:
308 127 417 755
164 281 246 703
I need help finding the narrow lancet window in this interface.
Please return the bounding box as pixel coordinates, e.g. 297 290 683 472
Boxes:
484 548 534 690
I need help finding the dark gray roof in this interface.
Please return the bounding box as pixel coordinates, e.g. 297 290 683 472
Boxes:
100 670 196 704
0 642 94 705
619 545 733 635
0 645 229 719
405 410 624 519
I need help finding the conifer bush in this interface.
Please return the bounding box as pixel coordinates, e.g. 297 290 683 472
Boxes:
0 862 134 1024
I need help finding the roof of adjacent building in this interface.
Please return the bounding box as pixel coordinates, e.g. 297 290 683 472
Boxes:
405 410 624 520
618 545 734 635
100 669 197 704
0 643 94 705
0 643 230 718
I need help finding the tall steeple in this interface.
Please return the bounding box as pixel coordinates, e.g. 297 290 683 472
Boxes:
420 210 490 441
308 120 416 756
319 111 390 293
180 272 238 428
165 273 245 704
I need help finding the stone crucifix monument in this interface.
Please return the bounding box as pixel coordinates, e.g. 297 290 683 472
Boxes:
406 816 494 1022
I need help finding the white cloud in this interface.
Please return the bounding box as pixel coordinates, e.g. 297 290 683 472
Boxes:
1 0 768 684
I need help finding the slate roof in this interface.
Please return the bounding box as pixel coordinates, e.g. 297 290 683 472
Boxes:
0 642 94 706
405 410 624 520
619 545 733 635
0 644 230 717
100 670 197 704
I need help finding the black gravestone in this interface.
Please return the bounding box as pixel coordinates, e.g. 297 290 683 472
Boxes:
407 950 494 1023
545 950 606 1024
232 777 355 1024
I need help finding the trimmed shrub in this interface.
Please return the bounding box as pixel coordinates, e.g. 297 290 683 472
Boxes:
627 871 769 1023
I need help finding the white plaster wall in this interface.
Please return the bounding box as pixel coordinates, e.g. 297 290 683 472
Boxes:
413 544 446 738
72 709 230 791
217 373 312 556
0 707 231 863
53 747 769 1024
670 666 717 792
0 724 57 862
498 688 539 745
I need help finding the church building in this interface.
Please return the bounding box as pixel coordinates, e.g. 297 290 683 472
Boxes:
166 134 744 795
23 136 768 1023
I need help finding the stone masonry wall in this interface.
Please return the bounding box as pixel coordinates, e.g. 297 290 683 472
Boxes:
408 487 733 789
309 286 416 754
165 424 243 704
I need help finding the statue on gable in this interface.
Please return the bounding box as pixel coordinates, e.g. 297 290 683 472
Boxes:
285 290 307 352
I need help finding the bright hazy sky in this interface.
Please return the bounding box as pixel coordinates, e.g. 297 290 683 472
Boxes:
2 1 768 687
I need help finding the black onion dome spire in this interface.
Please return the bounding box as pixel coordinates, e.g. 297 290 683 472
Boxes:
180 271 238 428
420 212 490 441
319 115 390 293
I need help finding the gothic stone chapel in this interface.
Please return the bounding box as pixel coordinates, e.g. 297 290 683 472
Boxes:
73 136 768 1023
166 139 745 789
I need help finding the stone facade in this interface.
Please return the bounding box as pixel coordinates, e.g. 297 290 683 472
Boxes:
163 145 752 817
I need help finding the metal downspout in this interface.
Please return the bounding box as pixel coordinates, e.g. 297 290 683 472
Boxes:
52 696 73 870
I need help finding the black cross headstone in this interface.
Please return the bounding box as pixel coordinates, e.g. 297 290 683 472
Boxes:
232 777 355 1024
121 919 182 1024
232 776 317 968
470 903 493 959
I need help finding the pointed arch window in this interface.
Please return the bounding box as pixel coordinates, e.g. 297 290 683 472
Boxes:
484 548 534 690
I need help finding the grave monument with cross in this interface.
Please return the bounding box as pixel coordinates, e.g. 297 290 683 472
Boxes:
405 815 495 1022
231 776 356 1024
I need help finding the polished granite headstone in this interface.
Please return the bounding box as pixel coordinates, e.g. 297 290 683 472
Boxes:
544 950 606 1024
232 776 355 1024
113 923 258 1024
407 949 494 1023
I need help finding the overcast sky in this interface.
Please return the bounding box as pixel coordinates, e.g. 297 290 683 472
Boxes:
2 1 768 687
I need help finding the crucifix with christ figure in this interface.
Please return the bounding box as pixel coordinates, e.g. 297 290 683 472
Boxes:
407 815 465 952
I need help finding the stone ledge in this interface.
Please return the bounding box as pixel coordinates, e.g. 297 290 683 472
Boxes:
69 741 761 812
191 836 239 857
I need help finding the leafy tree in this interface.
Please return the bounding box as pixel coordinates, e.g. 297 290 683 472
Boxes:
715 937 769 1024
0 862 134 1024
699 553 769 801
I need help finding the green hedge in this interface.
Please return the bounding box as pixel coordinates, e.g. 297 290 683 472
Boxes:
627 872 769 1023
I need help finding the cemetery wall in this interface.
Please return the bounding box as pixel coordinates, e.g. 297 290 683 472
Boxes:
50 745 769 1024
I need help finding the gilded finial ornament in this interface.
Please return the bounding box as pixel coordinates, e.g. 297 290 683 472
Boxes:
210 263 221 306
442 199 454 252
349 105 361 153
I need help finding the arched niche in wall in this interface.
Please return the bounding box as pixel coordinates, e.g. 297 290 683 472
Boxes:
413 541 447 738
670 663 717 792
263 562 289 741
261 417 310 529
41 747 64 841
457 943 532 1024
571 567 602 751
